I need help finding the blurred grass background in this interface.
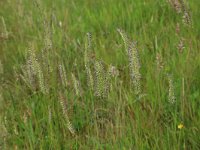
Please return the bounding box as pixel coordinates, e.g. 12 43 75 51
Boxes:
0 0 200 149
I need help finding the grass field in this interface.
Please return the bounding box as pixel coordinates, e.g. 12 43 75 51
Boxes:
0 0 200 149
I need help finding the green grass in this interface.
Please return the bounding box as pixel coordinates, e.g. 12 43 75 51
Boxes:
0 0 200 149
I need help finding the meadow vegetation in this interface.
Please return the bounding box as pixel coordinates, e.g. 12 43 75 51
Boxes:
0 0 200 149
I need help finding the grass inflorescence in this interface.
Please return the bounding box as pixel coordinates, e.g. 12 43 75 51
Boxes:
0 0 200 149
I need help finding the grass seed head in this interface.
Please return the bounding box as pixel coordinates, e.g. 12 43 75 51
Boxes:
156 53 164 71
71 73 82 96
118 29 142 96
58 64 68 88
168 0 182 13
59 93 76 135
168 74 176 104
94 61 104 97
177 38 185 53
84 33 94 90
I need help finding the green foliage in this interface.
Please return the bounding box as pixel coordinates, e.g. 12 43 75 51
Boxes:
0 0 200 149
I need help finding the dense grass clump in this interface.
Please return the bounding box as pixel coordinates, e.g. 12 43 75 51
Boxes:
0 0 200 149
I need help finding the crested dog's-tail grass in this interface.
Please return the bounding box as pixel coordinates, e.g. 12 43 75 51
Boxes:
58 63 68 88
167 0 182 13
94 60 105 98
59 93 76 135
168 74 176 104
156 53 164 72
118 29 142 97
84 32 94 91
20 43 48 94
180 0 192 26
1 0 200 149
43 17 53 51
94 61 112 98
117 28 130 54
167 0 192 26
71 73 82 96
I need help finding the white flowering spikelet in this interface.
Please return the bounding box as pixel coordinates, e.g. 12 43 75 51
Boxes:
71 73 81 96
20 43 47 94
168 74 176 104
94 61 112 98
43 19 52 51
58 64 68 88
167 0 192 26
59 93 76 135
156 53 164 71
180 0 192 26
84 32 94 90
94 61 104 97
167 0 182 13
117 29 142 96
177 38 185 53
117 29 130 53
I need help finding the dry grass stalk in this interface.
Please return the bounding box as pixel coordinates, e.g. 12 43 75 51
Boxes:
1 17 8 40
17 0 24 18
